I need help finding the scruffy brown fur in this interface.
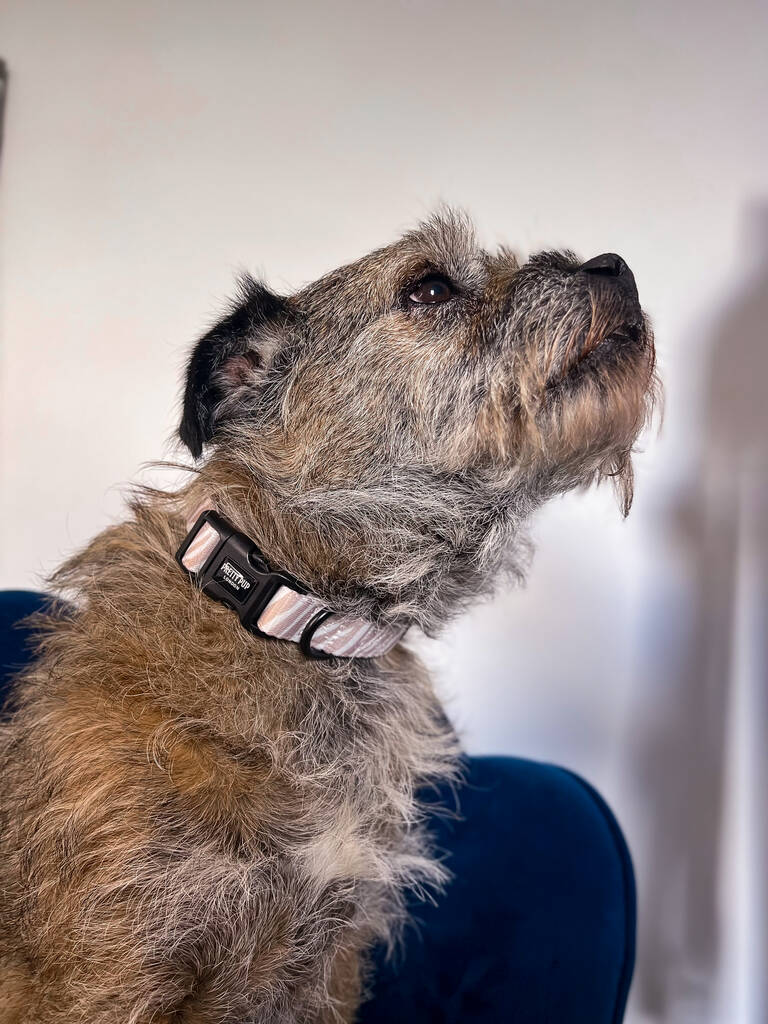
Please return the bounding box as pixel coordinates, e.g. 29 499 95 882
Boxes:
0 210 657 1022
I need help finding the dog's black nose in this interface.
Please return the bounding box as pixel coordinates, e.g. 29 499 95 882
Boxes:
579 253 637 301
581 250 630 276
579 253 630 278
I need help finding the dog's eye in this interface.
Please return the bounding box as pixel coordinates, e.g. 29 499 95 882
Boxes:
408 276 455 305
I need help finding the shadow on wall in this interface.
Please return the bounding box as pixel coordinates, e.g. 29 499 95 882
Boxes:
632 202 768 1022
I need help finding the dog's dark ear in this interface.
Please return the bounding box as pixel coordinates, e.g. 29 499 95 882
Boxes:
179 276 288 458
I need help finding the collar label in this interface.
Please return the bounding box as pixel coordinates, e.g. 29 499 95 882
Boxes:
213 559 255 602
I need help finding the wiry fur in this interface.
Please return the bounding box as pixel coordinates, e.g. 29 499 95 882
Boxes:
0 209 657 1022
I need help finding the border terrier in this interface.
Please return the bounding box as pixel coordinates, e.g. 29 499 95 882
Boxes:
0 209 657 1023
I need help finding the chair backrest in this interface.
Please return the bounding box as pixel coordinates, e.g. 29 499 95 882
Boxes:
0 590 53 705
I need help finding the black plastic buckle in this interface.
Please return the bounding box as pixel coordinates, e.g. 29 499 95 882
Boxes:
175 510 306 637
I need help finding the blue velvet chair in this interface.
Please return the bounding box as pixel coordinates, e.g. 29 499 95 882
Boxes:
0 590 635 1022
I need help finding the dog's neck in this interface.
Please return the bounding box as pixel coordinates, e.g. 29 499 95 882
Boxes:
179 458 533 639
49 480 460 785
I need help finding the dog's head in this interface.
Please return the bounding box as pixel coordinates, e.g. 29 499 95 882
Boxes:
178 209 657 621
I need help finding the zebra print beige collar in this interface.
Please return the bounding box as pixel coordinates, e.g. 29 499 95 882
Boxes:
176 508 407 661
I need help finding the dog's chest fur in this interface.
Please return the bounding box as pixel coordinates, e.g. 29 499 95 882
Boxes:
0 506 457 1022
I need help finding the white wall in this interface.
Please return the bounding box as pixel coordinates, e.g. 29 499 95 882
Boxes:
1 2 766 1021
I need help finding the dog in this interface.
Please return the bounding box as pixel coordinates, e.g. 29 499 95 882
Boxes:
0 208 657 1023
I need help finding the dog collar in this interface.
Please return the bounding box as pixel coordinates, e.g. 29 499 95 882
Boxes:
176 509 407 660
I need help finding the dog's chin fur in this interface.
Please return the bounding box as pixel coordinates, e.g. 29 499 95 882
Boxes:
521 319 658 516
0 208 658 1023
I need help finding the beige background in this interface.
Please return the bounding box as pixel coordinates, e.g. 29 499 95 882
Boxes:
1 2 766 1021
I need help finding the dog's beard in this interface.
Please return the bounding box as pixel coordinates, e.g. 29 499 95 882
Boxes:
506 308 658 514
